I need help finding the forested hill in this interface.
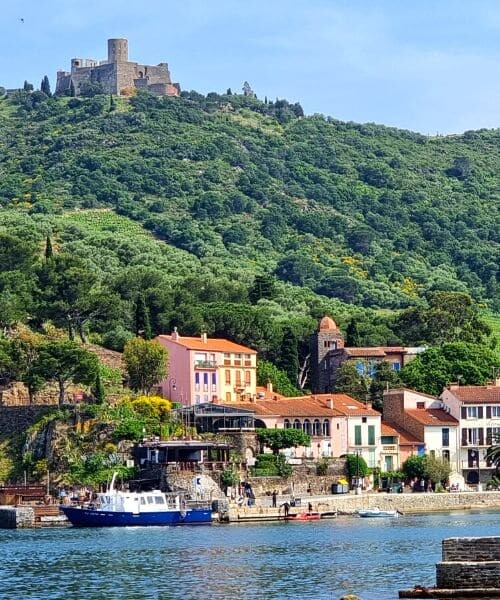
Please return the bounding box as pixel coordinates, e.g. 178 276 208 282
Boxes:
0 89 499 314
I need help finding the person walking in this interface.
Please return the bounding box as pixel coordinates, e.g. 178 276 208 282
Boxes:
272 490 277 508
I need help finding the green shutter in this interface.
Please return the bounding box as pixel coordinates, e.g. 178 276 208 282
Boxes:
368 425 375 446
355 425 362 446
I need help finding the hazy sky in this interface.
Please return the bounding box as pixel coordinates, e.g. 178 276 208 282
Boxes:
2 0 500 134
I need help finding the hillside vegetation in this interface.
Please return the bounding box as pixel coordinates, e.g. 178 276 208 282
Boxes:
0 89 498 310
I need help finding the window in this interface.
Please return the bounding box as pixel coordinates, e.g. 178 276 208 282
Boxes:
223 353 231 366
356 361 364 376
322 419 330 436
467 406 478 419
362 417 367 424
244 354 252 366
368 425 375 446
154 496 165 505
368 449 376 468
195 395 200 405
225 370 231 385
225 392 231 402
416 402 425 409
392 362 401 371
442 450 450 462
467 428 480 445
303 419 311 435
195 372 200 391
211 373 217 391
245 370 251 386
235 371 242 387
442 428 449 447
203 372 208 391
203 395 209 403
369 362 376 377
284 419 291 429
313 419 321 436
234 353 242 366
354 425 362 446
293 419 301 430
492 407 500 418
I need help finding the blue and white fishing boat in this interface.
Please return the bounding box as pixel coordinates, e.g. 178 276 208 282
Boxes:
60 473 212 527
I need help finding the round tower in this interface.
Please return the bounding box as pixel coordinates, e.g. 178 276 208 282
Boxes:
108 38 128 63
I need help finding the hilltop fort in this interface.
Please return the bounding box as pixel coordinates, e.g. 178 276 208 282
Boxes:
56 38 180 97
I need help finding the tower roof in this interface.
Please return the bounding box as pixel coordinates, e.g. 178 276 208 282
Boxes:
319 316 339 331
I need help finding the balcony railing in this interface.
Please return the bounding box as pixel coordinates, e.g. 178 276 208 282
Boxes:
194 360 217 369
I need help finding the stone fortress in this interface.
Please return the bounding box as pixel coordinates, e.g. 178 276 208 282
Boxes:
56 38 180 97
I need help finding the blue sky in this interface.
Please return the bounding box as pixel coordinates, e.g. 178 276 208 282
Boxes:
2 0 500 133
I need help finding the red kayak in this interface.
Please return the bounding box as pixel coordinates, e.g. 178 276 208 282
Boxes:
284 512 321 521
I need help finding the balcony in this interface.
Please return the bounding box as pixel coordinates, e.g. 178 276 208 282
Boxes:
194 360 217 369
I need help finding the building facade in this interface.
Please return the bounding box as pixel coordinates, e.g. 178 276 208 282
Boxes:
56 38 180 97
309 316 425 393
156 330 257 406
440 381 500 486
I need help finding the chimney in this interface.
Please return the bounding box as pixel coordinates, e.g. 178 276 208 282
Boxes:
326 398 333 409
494 378 500 388
273 395 278 402
171 327 179 341
365 401 372 410
201 332 207 344
267 381 273 394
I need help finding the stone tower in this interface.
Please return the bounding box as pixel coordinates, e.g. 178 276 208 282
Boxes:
310 316 344 393
108 38 128 63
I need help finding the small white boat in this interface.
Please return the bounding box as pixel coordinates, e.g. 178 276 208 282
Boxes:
357 507 400 518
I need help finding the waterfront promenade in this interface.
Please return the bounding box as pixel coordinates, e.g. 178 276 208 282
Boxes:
226 490 500 522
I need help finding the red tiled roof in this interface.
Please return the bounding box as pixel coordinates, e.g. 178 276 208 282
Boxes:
225 393 381 418
406 408 458 426
381 421 422 444
344 347 387 357
445 386 500 404
156 335 257 354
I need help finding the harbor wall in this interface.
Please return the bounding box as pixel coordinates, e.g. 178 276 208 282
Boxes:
436 537 500 589
0 506 35 528
230 490 500 520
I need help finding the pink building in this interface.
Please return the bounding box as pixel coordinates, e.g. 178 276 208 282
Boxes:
156 330 257 406
228 386 382 464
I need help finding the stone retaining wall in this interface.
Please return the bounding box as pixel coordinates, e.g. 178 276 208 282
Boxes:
0 506 35 528
0 406 54 438
443 536 500 561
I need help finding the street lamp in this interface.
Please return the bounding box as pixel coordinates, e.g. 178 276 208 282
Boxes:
355 450 361 495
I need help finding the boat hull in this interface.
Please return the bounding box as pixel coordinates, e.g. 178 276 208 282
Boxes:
357 510 398 518
61 505 212 527
285 512 321 521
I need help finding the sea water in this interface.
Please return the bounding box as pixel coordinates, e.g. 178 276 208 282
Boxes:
1 510 499 599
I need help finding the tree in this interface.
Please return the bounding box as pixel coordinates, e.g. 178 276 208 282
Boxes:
134 293 152 340
345 318 362 347
0 339 18 391
402 455 425 480
40 75 51 96
109 94 116 112
334 362 368 402
256 428 311 455
44 235 53 259
257 359 301 397
123 338 167 395
485 432 500 472
69 80 76 97
23 80 33 92
248 274 276 304
91 370 106 404
400 342 500 396
369 361 401 410
277 327 299 385
10 329 45 404
344 453 369 479
423 455 450 486
33 340 99 405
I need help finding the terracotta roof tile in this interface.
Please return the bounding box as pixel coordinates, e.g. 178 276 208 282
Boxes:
446 386 500 404
344 347 387 357
156 335 256 354
224 393 381 418
405 408 458 426
381 421 422 444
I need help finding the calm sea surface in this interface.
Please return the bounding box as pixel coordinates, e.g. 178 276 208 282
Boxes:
1 510 499 600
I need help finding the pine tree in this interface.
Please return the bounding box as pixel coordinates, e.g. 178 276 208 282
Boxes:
44 235 53 259
226 88 232 95
134 293 152 340
23 80 33 92
278 327 299 385
41 75 51 96
69 80 76 97
345 318 362 347
92 370 106 404
109 94 116 112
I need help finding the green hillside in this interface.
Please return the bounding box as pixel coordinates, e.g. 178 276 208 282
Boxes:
0 90 498 311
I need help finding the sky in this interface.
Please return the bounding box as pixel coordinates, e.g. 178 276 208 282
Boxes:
2 0 500 134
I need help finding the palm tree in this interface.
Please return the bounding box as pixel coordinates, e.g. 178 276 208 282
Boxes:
485 433 500 471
